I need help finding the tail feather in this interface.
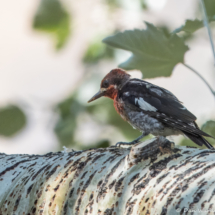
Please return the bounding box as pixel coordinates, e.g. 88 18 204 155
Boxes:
193 122 215 139
183 131 214 149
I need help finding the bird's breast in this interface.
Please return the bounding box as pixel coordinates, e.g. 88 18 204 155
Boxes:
113 98 127 121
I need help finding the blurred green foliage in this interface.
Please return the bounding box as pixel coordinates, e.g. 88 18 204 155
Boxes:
202 120 215 145
81 139 110 150
0 105 26 137
33 0 71 49
54 96 83 147
104 0 120 9
103 22 189 78
83 40 115 64
139 0 147 10
204 0 215 18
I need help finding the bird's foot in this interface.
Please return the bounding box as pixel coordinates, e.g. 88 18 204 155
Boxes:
115 141 139 147
116 133 147 147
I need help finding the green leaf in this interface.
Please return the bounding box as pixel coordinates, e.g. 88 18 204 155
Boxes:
33 0 71 49
173 19 204 34
103 22 189 78
204 0 215 18
173 18 215 34
0 105 26 137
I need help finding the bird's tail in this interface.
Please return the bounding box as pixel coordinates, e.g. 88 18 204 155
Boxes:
183 131 214 149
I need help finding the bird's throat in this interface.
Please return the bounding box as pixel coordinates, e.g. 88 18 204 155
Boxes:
105 86 118 100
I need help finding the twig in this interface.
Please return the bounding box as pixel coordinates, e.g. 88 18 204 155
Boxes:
182 63 215 98
199 0 215 65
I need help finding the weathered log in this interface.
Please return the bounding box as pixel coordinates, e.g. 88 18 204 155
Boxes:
0 137 215 215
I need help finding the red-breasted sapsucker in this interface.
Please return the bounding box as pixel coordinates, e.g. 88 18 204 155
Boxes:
88 69 214 149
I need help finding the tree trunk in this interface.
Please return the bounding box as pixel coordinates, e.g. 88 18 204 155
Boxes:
0 137 215 215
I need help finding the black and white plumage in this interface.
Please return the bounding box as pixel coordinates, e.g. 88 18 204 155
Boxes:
117 78 214 149
88 69 214 149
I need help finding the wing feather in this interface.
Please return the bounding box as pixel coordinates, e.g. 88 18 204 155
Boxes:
122 79 196 122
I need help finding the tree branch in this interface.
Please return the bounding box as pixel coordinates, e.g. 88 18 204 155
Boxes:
0 137 215 214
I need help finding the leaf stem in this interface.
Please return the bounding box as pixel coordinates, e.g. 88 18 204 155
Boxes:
182 63 215 98
199 0 215 65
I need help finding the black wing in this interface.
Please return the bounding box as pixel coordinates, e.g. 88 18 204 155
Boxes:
120 79 212 138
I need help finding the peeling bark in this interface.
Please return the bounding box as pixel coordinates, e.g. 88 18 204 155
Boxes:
0 137 215 215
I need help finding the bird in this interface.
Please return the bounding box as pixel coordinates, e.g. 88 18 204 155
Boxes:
88 68 214 149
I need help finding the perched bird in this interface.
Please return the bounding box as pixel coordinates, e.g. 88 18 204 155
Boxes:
88 69 214 149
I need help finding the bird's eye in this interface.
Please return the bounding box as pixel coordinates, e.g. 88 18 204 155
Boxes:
103 80 109 88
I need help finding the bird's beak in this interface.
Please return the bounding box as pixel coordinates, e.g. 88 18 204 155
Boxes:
88 89 106 103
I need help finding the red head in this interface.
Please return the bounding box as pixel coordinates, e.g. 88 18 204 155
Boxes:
88 69 130 103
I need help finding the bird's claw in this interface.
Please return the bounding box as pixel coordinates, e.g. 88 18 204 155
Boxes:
115 142 124 147
115 141 135 147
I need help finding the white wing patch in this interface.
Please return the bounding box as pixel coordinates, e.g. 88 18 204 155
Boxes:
130 80 146 85
146 84 151 89
188 122 195 127
123 92 130 96
149 87 163 96
135 97 157 112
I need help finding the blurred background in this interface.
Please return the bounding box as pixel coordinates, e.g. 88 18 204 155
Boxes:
0 0 215 154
